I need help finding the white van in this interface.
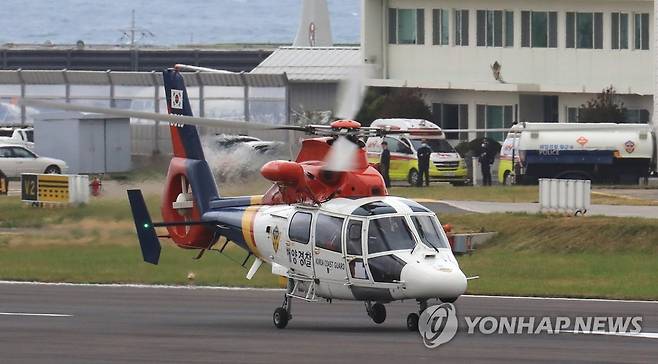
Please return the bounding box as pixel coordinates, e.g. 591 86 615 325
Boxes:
366 119 468 185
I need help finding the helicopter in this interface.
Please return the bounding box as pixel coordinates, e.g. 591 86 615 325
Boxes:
23 67 469 331
22 64 653 330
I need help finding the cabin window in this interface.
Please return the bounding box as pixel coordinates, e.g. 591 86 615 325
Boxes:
368 255 406 283
367 216 416 254
315 214 344 253
346 220 363 255
412 215 450 249
289 212 312 244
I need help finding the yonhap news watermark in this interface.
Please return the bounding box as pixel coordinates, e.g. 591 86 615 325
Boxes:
419 303 644 349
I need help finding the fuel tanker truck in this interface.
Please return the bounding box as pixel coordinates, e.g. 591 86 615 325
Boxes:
498 123 656 184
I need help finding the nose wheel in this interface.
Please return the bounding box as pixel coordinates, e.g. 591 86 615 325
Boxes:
406 313 419 331
366 301 386 324
406 299 428 331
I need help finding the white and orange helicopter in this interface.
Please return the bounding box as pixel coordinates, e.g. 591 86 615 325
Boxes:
23 67 470 331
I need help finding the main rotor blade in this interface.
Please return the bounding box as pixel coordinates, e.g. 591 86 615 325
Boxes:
19 98 272 130
174 64 236 74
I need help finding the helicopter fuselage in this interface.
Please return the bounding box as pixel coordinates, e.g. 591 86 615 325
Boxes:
202 195 467 302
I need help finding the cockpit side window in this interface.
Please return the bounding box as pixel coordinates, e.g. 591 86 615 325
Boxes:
367 216 416 254
315 214 344 253
412 215 450 249
346 220 362 255
289 212 312 244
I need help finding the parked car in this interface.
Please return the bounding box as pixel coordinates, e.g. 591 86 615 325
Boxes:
0 127 34 149
0 143 68 178
209 134 284 154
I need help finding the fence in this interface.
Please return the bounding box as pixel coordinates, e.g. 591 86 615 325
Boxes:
0 69 290 155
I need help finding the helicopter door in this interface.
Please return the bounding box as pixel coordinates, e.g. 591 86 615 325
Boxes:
313 213 348 289
285 211 315 278
345 219 370 284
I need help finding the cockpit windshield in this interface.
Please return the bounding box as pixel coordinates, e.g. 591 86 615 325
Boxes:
411 215 450 250
367 216 415 254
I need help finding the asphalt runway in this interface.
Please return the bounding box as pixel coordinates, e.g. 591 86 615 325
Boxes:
1 283 657 363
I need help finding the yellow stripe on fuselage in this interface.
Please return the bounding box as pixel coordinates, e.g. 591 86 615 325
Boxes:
241 205 262 258
250 195 263 205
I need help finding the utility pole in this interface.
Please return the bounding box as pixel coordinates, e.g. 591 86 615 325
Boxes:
119 9 154 49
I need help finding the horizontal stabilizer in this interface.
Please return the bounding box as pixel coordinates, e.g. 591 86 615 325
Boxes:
127 189 161 265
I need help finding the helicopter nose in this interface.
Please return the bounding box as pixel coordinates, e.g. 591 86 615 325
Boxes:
401 261 467 300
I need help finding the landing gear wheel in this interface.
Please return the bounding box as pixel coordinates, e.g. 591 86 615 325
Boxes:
370 303 386 324
273 307 289 329
406 313 419 331
440 297 457 303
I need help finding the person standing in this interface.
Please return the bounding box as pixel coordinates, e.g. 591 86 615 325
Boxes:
479 139 494 186
380 140 391 187
416 139 432 187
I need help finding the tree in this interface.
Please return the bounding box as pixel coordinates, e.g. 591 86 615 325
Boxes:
354 88 432 126
578 86 627 123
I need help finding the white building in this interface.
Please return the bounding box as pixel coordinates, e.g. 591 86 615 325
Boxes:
362 0 653 141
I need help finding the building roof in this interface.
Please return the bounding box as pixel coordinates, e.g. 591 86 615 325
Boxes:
251 46 361 82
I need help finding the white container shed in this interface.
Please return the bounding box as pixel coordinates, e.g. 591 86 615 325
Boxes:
34 112 131 174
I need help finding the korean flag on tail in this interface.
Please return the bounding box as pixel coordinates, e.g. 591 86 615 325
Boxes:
171 89 183 109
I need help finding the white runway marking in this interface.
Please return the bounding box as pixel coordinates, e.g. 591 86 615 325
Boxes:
0 312 72 317
0 280 656 304
565 330 658 339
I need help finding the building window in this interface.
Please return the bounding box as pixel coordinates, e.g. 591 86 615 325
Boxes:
521 11 557 48
625 109 650 123
567 107 581 123
455 9 469 46
476 104 514 141
433 103 468 140
611 12 629 49
388 8 425 45
476 10 513 47
432 9 449 45
566 12 603 49
634 13 650 50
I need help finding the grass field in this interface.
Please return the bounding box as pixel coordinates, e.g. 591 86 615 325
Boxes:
0 195 657 299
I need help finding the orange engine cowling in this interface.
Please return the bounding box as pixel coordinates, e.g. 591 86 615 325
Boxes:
160 158 215 249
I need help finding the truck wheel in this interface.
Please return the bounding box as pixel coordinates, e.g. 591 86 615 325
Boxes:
408 169 419 186
44 165 61 174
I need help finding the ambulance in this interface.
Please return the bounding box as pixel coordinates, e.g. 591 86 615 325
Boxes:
366 119 468 186
498 122 656 184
